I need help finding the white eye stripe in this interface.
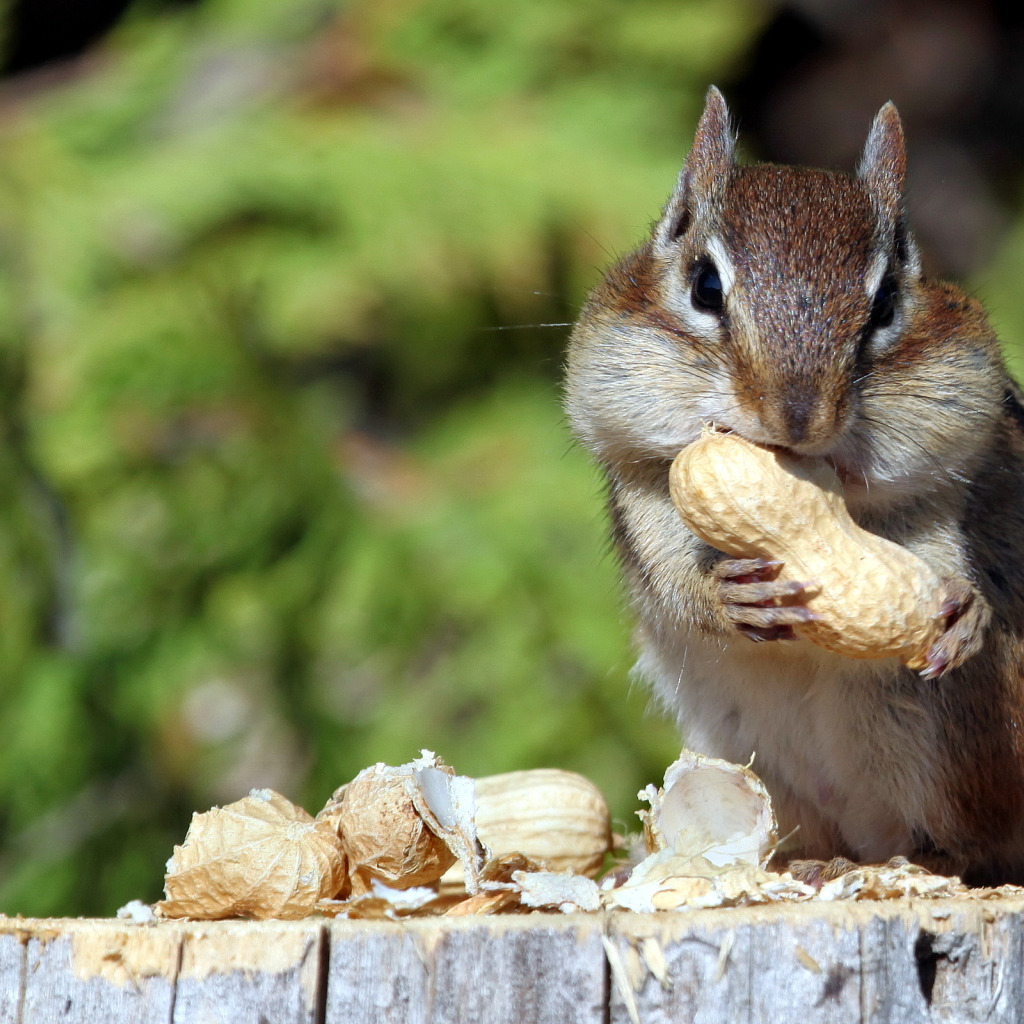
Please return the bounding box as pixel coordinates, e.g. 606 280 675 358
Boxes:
704 235 736 295
676 302 723 336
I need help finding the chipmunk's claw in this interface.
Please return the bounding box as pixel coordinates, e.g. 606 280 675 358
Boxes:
716 557 821 641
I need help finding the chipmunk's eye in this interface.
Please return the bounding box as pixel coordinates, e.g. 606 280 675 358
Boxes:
869 273 898 330
691 259 724 313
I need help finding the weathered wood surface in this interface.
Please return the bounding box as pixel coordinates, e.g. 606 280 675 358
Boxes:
2 899 1023 1023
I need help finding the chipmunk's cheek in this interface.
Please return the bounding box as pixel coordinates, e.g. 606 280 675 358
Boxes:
822 429 875 493
826 457 862 487
826 461 876 510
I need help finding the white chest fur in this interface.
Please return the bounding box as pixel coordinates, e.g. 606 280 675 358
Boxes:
637 624 941 861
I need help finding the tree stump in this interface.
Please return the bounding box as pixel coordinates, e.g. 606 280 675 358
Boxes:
1 899 1021 1022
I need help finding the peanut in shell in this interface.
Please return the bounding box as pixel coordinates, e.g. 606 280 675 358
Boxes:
669 432 946 669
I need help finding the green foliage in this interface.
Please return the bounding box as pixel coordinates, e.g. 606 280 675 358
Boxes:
981 215 1024 382
0 0 768 915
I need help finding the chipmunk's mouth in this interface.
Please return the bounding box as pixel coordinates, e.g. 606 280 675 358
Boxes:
707 424 808 464
826 456 876 501
703 424 879 510
703 423 870 491
827 457 853 482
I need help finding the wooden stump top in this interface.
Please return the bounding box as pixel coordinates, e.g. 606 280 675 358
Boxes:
2 898 1023 1022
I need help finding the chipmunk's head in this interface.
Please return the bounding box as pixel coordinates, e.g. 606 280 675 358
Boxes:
566 87 1003 503
647 87 920 457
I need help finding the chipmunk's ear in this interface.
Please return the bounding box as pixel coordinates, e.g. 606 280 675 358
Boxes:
858 102 906 218
859 101 919 272
655 86 735 248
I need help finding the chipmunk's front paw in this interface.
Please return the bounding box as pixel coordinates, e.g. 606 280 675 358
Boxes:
715 557 821 643
920 577 989 679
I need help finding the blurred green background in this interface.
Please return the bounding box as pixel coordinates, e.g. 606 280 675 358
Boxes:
1 0 1024 916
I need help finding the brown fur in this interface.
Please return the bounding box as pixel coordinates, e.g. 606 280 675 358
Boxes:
565 88 1024 883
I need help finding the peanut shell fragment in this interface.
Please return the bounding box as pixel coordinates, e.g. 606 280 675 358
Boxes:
669 432 945 669
638 749 776 866
319 757 459 895
158 789 347 920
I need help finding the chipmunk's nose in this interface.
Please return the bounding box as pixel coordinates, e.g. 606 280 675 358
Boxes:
781 386 816 447
773 382 841 451
736 369 844 453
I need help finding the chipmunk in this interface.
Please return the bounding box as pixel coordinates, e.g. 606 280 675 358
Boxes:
565 86 1024 885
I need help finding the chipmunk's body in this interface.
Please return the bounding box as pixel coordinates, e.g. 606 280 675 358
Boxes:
565 88 1024 883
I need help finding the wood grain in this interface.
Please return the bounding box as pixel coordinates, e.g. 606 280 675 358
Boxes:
2 900 1024 1023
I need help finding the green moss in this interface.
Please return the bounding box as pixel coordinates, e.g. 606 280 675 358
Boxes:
0 0 761 915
